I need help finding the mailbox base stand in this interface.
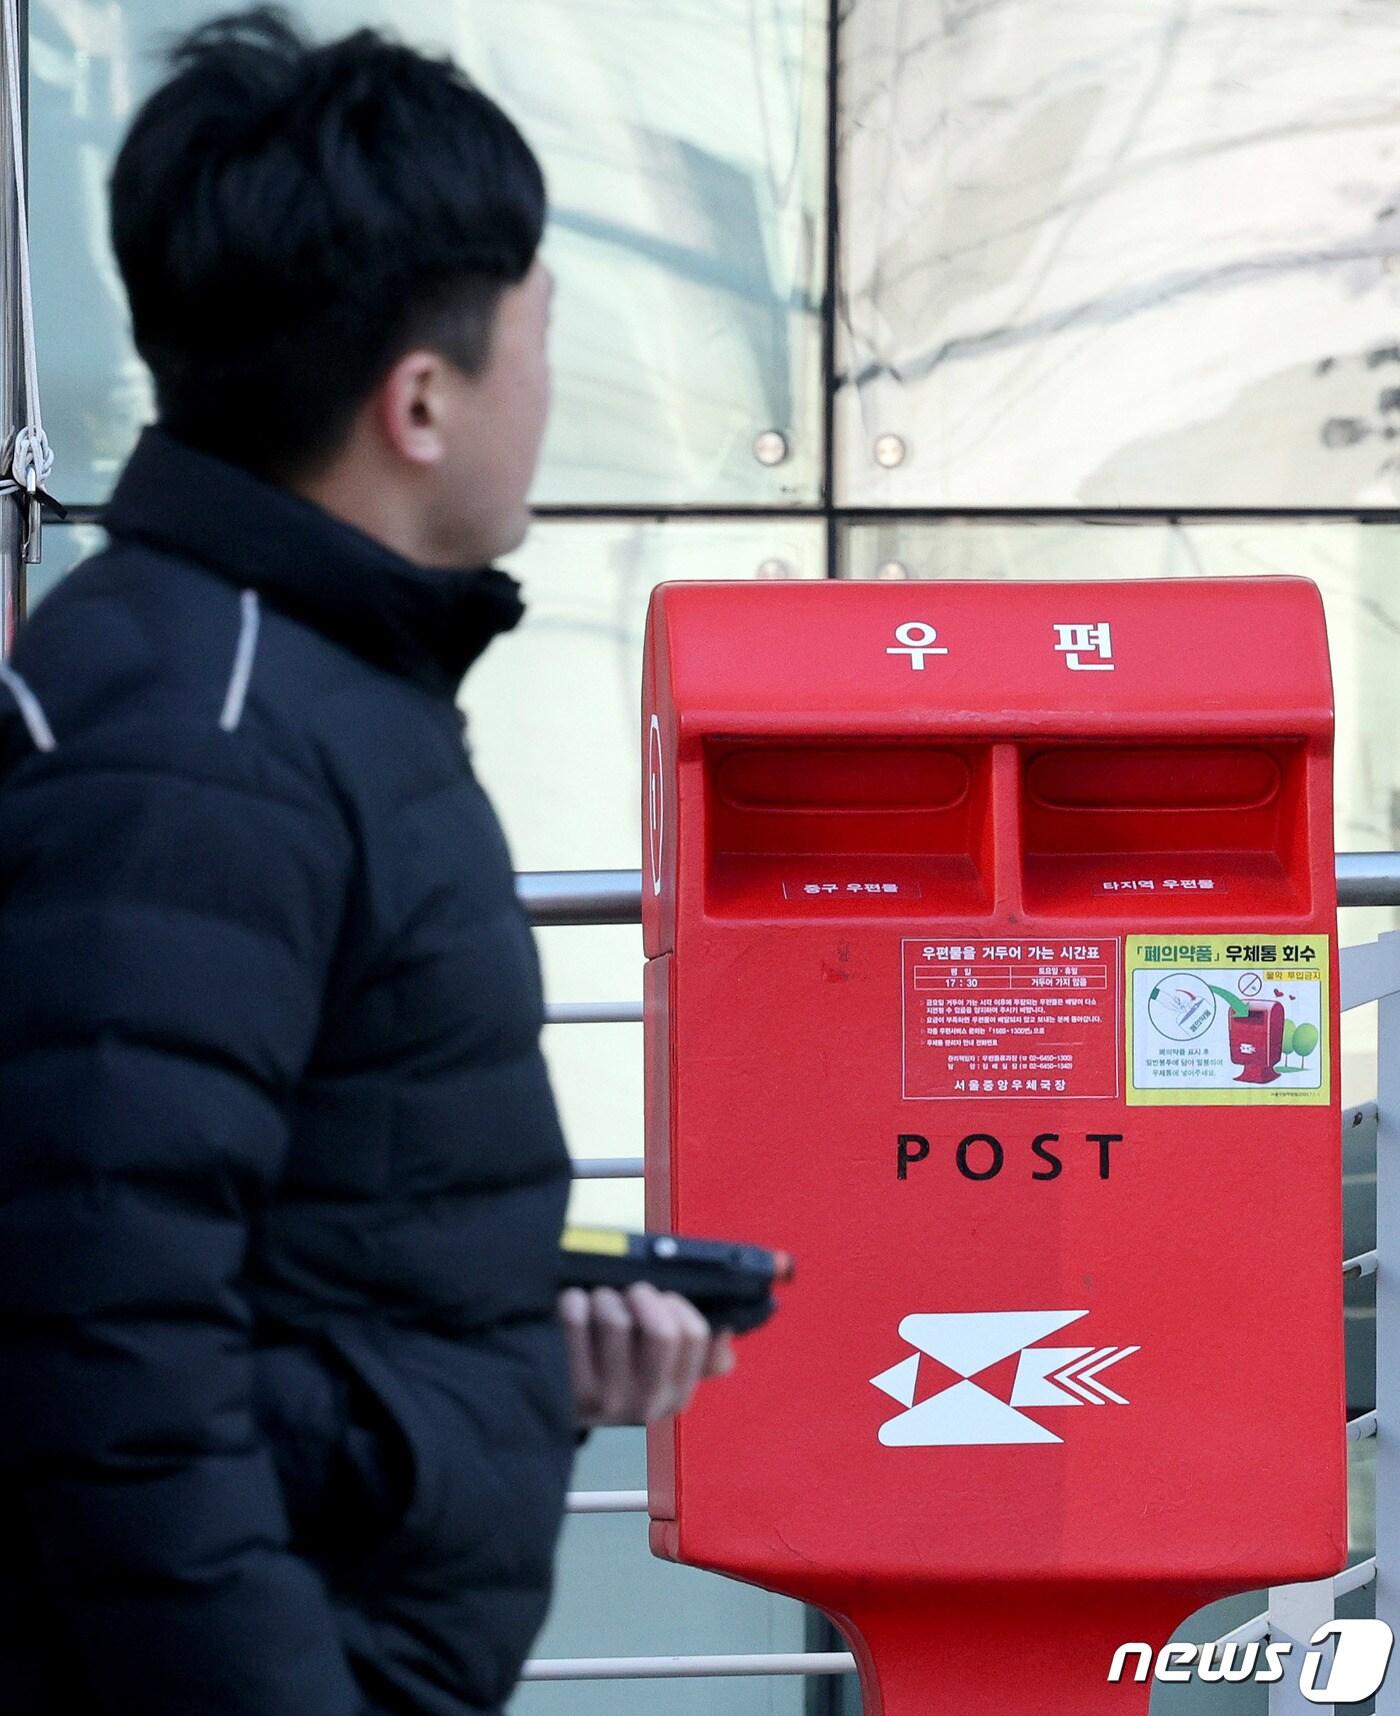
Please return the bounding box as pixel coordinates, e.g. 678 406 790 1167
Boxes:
830 1583 1226 1714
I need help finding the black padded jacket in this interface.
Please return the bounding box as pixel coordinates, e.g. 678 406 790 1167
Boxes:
0 427 576 1716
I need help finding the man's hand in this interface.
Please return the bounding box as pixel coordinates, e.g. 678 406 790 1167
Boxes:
559 1283 736 1428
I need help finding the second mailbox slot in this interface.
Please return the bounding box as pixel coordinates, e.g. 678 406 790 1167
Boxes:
1020 741 1312 915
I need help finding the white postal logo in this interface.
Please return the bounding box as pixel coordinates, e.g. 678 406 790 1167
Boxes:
871 1311 1138 1446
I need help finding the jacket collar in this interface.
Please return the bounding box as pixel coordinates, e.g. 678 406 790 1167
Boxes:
103 426 525 697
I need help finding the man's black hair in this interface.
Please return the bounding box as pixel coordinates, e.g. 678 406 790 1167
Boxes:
110 6 547 480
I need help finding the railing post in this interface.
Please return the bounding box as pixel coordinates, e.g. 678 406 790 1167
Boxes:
1377 931 1400 1711
0 0 27 653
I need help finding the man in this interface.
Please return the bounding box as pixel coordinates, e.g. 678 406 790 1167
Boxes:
0 9 730 1714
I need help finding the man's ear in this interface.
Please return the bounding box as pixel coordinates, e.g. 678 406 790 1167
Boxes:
376 348 448 467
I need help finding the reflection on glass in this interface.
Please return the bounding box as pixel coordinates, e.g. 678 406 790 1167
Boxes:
472 518 826 868
30 0 826 507
841 518 1395 1105
836 1 1400 508
469 518 824 1213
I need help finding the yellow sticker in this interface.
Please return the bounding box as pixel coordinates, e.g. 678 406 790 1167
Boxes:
561 1225 630 1257
1125 935 1330 1106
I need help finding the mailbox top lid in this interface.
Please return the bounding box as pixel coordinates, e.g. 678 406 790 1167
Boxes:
647 578 1332 738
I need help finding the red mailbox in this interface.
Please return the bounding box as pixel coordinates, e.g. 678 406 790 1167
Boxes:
1230 1001 1287 1085
642 579 1344 1713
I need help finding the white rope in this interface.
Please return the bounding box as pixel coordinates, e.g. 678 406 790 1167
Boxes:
0 0 49 495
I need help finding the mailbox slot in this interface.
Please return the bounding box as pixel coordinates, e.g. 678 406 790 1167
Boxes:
705 741 993 915
1020 742 1311 915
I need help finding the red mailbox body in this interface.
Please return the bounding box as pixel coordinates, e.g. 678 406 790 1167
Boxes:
642 579 1345 1714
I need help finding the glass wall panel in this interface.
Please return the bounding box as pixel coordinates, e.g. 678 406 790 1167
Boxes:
836 0 1400 508
468 518 824 1225
840 519 1400 887
29 0 828 507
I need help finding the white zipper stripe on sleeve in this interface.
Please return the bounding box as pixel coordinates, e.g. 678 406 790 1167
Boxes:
219 589 261 733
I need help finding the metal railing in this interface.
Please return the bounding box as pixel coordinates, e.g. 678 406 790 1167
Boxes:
518 854 1400 929
525 860 1399 1704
